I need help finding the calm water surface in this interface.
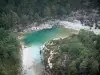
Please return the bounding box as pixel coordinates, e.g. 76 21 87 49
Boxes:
21 26 76 75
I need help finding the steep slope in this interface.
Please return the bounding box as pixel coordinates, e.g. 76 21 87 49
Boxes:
42 29 100 75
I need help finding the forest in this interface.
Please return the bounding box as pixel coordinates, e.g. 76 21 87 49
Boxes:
0 0 21 75
0 0 100 29
0 28 20 75
0 0 100 75
43 30 100 75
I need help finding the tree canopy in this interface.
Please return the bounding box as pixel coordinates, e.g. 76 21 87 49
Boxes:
43 29 100 75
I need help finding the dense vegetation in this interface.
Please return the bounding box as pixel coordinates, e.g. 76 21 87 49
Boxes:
0 0 100 75
43 30 100 75
0 0 100 29
0 28 21 75
0 3 21 75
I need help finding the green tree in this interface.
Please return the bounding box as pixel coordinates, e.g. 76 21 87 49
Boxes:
0 28 20 75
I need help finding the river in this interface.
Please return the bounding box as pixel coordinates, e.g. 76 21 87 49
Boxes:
20 19 100 75
20 26 76 75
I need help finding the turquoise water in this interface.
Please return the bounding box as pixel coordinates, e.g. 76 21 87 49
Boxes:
21 26 76 75
22 26 76 45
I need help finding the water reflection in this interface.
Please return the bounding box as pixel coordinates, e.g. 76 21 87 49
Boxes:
21 26 76 75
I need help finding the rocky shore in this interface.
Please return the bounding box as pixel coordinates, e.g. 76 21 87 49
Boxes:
41 37 69 75
17 21 57 34
16 9 100 37
15 9 100 36
41 29 100 75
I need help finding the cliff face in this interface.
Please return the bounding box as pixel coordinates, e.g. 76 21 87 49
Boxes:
42 30 100 75
42 39 70 75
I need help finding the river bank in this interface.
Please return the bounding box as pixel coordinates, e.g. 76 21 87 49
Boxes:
42 28 100 75
18 19 100 40
17 9 100 36
19 25 78 75
18 14 100 75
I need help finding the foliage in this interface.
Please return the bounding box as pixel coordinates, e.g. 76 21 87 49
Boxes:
43 29 100 75
0 0 100 26
0 20 20 75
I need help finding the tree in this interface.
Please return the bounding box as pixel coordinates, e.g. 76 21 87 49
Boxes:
0 28 20 75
